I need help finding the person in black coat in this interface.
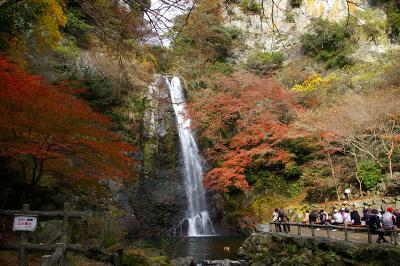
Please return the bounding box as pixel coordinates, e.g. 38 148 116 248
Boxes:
350 208 361 225
369 209 387 243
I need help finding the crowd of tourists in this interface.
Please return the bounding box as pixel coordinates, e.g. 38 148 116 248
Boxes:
272 206 400 244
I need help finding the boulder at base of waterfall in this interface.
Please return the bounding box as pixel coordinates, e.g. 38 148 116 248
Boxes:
171 256 194 266
255 224 270 233
199 259 247 266
353 201 364 208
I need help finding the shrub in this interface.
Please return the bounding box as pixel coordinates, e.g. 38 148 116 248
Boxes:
291 74 334 93
240 0 262 14
80 72 121 114
276 58 319 89
122 249 149 266
65 7 92 48
300 18 356 68
223 26 243 40
211 62 234 75
285 10 295 23
78 207 128 250
287 181 304 198
284 163 302 180
387 7 400 40
355 9 387 43
370 0 400 40
290 0 303 8
357 160 382 190
246 50 284 75
381 50 400 87
305 185 338 203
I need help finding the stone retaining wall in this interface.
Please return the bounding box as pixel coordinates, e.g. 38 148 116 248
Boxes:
288 197 400 222
239 232 400 265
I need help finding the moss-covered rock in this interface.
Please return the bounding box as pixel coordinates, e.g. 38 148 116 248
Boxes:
122 248 171 266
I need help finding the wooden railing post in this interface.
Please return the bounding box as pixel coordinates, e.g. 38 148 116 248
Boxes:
326 224 331 238
62 203 70 245
393 227 398 246
367 227 372 244
311 224 315 238
41 255 51 266
61 203 70 264
297 222 301 236
19 204 30 266
344 224 349 241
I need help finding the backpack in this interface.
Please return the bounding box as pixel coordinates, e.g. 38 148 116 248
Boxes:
369 215 380 231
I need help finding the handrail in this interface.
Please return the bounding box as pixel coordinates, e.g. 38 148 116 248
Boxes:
0 203 85 266
269 222 399 246
0 209 84 218
269 222 400 231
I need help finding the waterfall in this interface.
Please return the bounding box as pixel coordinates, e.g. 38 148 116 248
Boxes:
167 76 215 237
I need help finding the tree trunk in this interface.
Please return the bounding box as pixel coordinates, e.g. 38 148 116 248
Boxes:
353 151 363 198
327 152 341 201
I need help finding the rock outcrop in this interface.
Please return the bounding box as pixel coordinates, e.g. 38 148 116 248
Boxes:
225 0 390 61
130 75 187 236
239 232 400 265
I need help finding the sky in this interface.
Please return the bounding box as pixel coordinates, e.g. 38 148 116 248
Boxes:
150 0 192 45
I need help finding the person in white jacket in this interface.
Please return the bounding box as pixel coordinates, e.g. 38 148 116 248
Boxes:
382 207 397 243
272 208 281 232
332 210 343 224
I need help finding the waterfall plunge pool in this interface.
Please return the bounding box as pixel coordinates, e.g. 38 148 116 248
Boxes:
140 235 246 261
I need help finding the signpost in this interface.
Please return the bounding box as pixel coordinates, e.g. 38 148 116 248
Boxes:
13 215 37 232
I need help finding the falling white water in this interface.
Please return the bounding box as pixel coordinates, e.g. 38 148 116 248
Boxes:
167 76 215 236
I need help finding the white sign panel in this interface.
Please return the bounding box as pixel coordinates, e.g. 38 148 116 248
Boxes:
13 215 37 231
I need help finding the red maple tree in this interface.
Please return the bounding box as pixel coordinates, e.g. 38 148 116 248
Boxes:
0 56 135 185
190 72 301 192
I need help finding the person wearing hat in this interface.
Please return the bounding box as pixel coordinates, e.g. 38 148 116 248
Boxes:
382 207 397 243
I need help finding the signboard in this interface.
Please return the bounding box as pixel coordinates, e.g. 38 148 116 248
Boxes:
13 215 37 231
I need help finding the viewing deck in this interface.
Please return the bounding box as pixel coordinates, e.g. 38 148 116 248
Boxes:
268 222 399 246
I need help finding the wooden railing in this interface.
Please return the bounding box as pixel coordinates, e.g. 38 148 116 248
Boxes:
0 203 85 266
269 222 399 246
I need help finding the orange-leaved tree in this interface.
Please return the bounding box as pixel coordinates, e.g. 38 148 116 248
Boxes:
0 56 135 186
189 72 301 192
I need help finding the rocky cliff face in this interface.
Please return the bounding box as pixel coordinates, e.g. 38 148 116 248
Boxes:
130 75 187 236
225 0 389 61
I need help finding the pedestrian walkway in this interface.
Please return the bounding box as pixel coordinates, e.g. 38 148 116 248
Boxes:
269 222 399 245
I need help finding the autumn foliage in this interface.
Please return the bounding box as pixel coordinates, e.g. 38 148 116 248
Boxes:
189 72 301 192
0 56 135 184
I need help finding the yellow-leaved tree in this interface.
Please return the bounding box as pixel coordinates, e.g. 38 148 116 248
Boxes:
0 0 66 64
